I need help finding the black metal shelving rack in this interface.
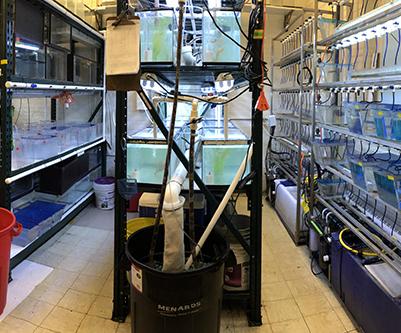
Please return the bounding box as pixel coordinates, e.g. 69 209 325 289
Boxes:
0 0 107 270
112 0 264 326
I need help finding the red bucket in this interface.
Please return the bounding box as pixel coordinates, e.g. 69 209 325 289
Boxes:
0 208 22 315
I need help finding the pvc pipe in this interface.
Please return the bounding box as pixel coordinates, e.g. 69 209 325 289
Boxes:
164 150 190 210
223 104 228 140
5 81 103 91
152 95 227 105
184 144 253 270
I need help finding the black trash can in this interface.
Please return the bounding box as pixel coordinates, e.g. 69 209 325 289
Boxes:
125 224 229 333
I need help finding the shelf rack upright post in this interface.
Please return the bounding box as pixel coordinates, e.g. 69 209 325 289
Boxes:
112 0 264 325
1 0 107 270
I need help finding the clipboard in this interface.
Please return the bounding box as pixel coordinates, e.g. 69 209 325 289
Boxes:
106 15 141 91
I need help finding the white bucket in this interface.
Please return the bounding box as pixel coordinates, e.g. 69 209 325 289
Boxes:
224 243 250 291
93 177 115 210
216 215 250 291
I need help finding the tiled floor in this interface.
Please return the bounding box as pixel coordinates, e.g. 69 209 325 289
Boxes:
0 198 360 333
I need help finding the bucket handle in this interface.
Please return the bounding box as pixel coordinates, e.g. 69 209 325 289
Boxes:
11 222 22 238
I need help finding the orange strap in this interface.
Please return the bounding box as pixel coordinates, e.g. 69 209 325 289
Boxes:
53 91 75 105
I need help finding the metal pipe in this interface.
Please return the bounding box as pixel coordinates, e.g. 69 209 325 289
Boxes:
317 194 401 276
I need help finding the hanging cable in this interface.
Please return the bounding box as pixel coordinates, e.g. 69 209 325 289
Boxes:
353 42 359 69
383 33 388 67
364 39 369 69
394 28 401 65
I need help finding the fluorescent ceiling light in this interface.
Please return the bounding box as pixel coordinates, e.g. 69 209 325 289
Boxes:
333 17 400 49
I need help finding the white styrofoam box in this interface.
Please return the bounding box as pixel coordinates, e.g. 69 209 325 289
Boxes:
139 192 160 218
274 183 308 235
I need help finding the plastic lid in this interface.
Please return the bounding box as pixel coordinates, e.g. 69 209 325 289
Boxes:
94 177 115 185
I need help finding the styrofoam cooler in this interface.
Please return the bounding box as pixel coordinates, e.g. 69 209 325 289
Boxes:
274 179 308 235
93 177 115 210
139 193 160 218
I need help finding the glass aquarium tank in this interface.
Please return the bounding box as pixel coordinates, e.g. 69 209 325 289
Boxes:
126 143 181 184
202 9 241 64
138 9 175 64
46 46 68 81
14 36 45 79
202 145 250 185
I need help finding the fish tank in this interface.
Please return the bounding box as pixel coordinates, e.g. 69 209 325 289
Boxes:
372 109 395 140
202 8 241 65
202 144 250 185
316 104 346 125
14 35 45 79
391 110 401 142
346 153 392 192
343 102 376 137
373 164 401 210
126 143 182 184
46 46 68 81
138 9 175 64
311 138 354 166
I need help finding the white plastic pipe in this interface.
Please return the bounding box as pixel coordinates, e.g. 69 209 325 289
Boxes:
5 81 103 91
223 104 228 140
184 144 253 270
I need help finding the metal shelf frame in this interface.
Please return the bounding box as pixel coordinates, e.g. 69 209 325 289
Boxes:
112 0 263 326
0 0 106 268
318 0 401 46
268 3 321 245
309 0 401 275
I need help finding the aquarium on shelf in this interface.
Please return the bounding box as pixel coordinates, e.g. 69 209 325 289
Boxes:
202 8 241 65
138 9 175 64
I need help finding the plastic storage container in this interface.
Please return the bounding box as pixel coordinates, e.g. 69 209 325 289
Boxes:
138 9 175 64
39 156 77 195
11 214 41 247
373 164 401 210
346 153 393 192
317 17 347 40
318 62 350 83
373 109 395 140
73 123 91 146
316 104 346 125
316 178 347 199
139 192 160 218
21 134 58 162
343 102 376 137
391 111 401 142
311 138 354 166
202 9 241 64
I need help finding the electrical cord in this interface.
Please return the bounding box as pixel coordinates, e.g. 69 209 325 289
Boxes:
230 0 249 41
347 0 354 21
396 29 400 65
296 67 313 86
